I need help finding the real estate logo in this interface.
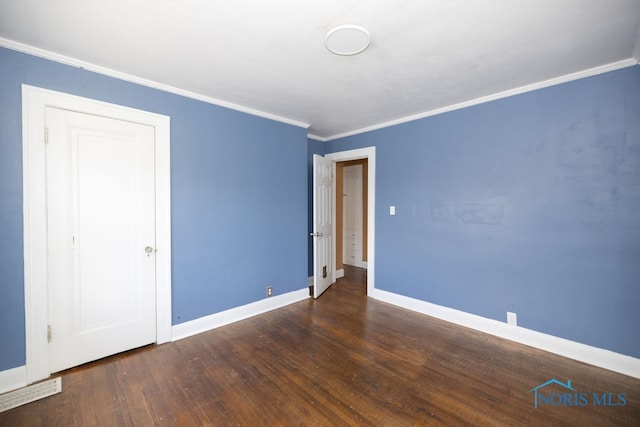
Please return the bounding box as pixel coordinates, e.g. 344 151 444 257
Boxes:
528 379 627 409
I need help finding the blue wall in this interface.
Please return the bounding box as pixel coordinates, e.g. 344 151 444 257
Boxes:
2 46 638 374
326 66 640 358
0 48 308 371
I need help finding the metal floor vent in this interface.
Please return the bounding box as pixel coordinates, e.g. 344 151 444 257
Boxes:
0 377 62 413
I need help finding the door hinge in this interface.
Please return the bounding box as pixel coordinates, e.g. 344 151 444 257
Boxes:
44 127 49 144
47 324 52 343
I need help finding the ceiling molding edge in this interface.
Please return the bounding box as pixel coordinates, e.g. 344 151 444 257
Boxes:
0 37 310 130
324 58 639 142
307 134 327 142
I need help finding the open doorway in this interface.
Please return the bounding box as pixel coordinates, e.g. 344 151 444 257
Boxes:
325 147 376 295
335 159 368 278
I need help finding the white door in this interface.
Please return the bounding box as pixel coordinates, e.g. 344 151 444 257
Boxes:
46 106 157 373
312 154 334 298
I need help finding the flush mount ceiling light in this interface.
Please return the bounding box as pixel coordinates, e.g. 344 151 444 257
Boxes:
325 25 370 56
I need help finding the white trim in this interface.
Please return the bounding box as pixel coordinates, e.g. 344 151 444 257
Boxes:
0 366 27 394
1 38 309 131
172 289 309 341
307 276 314 287
324 59 638 141
4 38 634 144
307 134 325 142
22 85 172 384
326 147 376 295
335 269 345 279
344 261 368 269
371 289 640 379
154 114 172 346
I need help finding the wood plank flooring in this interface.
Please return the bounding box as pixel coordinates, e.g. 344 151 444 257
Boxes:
2 267 638 426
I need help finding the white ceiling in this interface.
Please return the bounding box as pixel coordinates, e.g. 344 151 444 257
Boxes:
1 0 639 140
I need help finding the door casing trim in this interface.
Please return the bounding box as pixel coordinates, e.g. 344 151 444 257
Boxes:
326 147 375 295
22 85 172 384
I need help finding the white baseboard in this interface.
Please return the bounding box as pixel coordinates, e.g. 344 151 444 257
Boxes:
172 288 309 341
371 289 640 379
343 261 367 269
0 366 27 394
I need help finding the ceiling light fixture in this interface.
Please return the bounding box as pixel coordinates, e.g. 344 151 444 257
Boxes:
325 25 370 56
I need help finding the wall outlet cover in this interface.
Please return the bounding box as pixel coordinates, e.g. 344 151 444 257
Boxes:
507 311 517 326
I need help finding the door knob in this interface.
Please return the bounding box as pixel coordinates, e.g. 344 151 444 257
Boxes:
145 246 154 253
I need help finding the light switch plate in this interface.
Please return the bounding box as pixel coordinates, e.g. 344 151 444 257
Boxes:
390 206 396 215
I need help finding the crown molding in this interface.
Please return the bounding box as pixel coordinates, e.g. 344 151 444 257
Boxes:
325 58 638 141
0 38 310 130
307 134 327 142
3 37 636 142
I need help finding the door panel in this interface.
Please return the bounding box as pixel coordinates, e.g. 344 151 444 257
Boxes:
312 154 334 298
46 107 157 373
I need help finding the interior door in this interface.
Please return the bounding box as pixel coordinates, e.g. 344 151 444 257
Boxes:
46 106 157 373
312 154 334 298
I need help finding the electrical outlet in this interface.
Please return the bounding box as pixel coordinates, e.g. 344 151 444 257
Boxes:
266 286 273 297
507 311 517 326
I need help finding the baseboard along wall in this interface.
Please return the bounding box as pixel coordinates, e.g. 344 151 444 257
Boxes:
4 285 637 396
370 288 640 379
172 288 309 341
0 366 26 395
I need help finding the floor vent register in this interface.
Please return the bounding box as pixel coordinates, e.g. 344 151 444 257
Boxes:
0 377 62 413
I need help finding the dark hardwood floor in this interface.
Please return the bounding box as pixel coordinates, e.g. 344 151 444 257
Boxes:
2 267 638 426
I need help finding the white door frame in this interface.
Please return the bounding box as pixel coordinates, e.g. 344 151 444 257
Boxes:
326 147 375 295
22 85 172 384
